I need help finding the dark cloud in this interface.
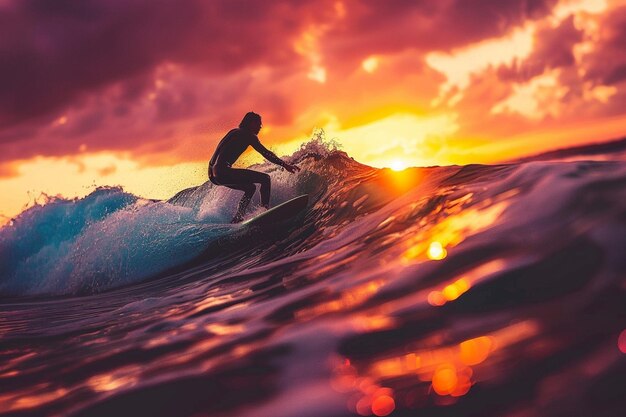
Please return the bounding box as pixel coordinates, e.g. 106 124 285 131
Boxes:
458 6 626 129
321 0 558 68
155 90 198 122
1 1 194 125
0 0 326 128
0 0 559 128
0 0 565 169
583 6 626 86
497 15 583 82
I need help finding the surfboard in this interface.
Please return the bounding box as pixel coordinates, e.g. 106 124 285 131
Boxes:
241 194 309 227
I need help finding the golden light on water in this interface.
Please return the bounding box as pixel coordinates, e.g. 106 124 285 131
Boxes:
402 201 508 265
371 392 395 416
428 278 471 307
432 365 474 397
431 363 458 395
334 334 497 407
427 259 506 307
459 336 493 366
0 387 68 413
294 281 383 320
427 241 447 260
331 358 397 416
427 291 447 307
88 372 138 392
403 240 448 264
334 323 543 407
442 278 467 299
204 323 245 336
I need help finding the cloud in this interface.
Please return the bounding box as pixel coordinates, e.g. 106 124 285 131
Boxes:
0 0 333 127
0 0 352 168
97 164 116 176
583 6 626 86
321 0 557 67
0 0 558 124
497 15 583 83
1 1 193 125
2 0 618 176
495 3 626 121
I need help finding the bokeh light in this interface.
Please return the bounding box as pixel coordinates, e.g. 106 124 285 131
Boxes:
459 336 493 365
432 364 458 395
428 278 471 306
371 394 395 416
427 241 447 260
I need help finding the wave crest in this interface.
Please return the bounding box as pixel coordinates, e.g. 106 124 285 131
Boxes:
0 139 361 297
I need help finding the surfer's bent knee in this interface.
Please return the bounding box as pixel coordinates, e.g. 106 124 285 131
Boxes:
243 183 255 195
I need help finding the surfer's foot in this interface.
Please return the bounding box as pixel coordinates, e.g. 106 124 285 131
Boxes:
231 214 244 223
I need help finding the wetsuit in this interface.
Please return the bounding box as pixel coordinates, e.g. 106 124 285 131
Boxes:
209 128 286 222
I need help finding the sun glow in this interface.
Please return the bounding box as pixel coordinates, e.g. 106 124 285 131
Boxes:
0 153 207 221
319 113 459 168
389 160 407 171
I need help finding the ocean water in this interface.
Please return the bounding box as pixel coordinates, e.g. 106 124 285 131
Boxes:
1 140 625 417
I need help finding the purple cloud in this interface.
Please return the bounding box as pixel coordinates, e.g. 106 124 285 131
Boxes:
0 0 567 171
498 15 583 82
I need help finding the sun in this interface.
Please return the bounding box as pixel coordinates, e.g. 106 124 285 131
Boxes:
389 160 408 171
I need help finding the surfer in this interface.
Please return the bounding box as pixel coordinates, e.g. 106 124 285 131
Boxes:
209 112 300 223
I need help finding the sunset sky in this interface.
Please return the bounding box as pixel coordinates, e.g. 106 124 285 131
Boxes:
2 0 626 221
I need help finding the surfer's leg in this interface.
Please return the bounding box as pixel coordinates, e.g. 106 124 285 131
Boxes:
256 172 271 208
224 183 256 223
242 170 270 208
233 183 256 223
220 169 271 209
218 182 256 223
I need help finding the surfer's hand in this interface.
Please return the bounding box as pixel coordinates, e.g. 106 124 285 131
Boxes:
284 163 300 173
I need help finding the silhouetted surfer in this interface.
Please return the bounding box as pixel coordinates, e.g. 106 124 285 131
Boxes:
209 112 300 223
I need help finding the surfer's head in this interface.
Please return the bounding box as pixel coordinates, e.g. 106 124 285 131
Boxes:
239 112 262 134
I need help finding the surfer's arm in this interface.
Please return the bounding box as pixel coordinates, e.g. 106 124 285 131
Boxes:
250 137 283 165
250 137 299 172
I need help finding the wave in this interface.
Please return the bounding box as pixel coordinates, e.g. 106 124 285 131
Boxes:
0 139 344 297
3 135 626 417
2 138 626 299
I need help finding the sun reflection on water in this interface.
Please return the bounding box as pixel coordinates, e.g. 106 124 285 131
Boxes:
428 278 470 306
332 320 540 412
427 241 447 260
0 381 70 413
402 201 508 265
295 281 384 321
88 371 139 393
